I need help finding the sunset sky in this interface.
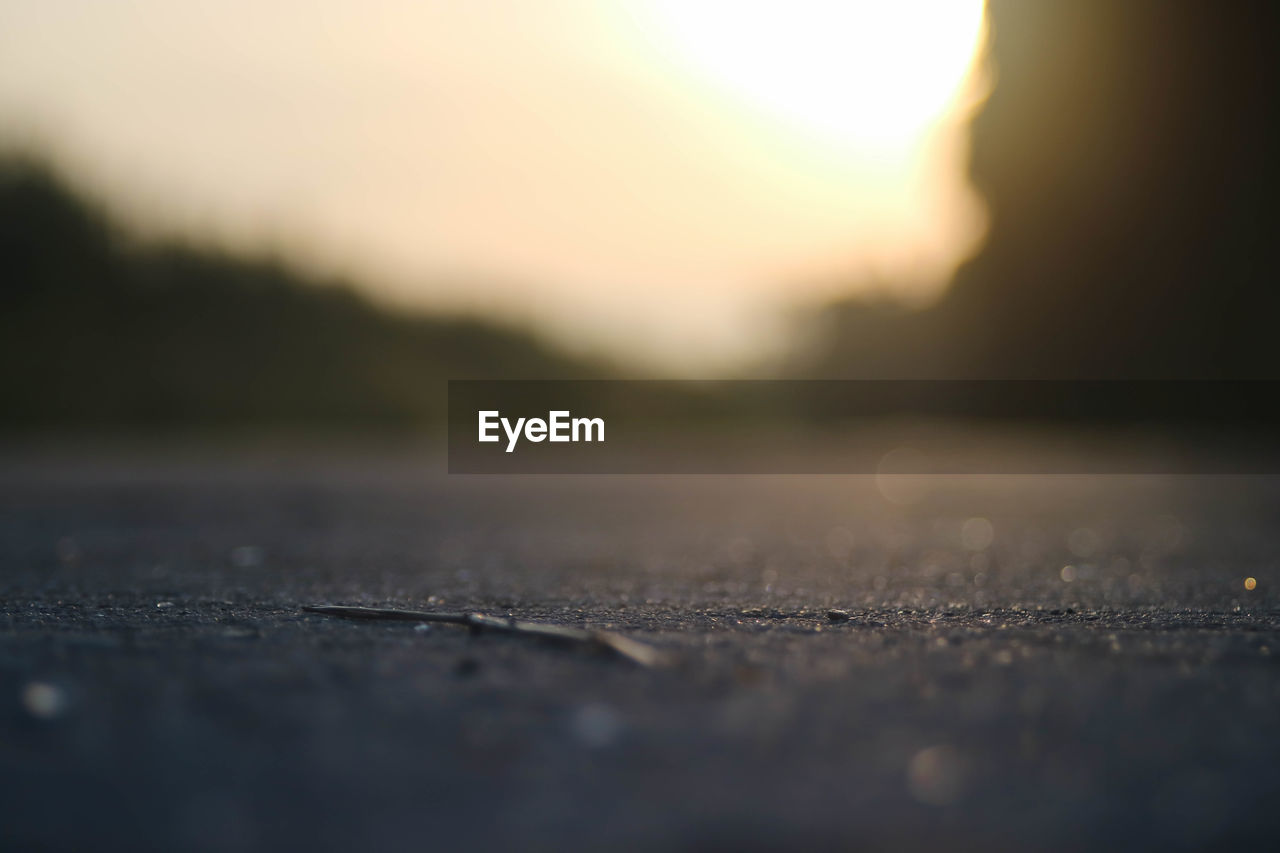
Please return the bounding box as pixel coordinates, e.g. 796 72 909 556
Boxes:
0 0 989 371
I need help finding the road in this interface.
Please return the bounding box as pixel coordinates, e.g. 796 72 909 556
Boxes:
1 441 1278 850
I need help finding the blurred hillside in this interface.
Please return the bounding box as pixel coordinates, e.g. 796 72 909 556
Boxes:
0 156 604 428
793 0 1280 379
7 0 1278 433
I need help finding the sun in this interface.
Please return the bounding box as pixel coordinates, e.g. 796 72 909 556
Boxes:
642 0 987 152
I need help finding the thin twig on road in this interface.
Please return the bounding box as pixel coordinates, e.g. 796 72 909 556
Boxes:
301 604 670 668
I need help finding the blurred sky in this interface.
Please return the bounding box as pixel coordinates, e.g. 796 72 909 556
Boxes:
0 0 988 372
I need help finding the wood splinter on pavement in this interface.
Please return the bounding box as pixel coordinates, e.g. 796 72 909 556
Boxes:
301 604 671 668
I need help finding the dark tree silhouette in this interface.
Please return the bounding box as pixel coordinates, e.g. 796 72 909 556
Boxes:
0 156 602 427
796 0 1280 379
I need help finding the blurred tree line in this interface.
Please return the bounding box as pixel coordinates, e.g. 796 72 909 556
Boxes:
792 0 1280 379
6 0 1278 429
0 156 601 428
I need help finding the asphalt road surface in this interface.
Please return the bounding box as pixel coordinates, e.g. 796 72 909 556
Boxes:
1 441 1278 851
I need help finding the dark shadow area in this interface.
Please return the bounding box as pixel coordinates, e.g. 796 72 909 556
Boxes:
0 156 603 429
792 0 1280 379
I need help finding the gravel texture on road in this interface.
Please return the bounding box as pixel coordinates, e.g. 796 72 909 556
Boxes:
1 444 1278 851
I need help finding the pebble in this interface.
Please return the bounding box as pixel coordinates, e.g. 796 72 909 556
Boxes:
22 682 68 719
826 609 851 622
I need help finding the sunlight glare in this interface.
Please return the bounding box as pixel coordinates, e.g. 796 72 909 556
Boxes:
646 0 987 152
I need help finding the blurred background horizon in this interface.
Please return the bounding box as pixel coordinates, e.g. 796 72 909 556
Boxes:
3 0 1280 426
1 0 989 373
